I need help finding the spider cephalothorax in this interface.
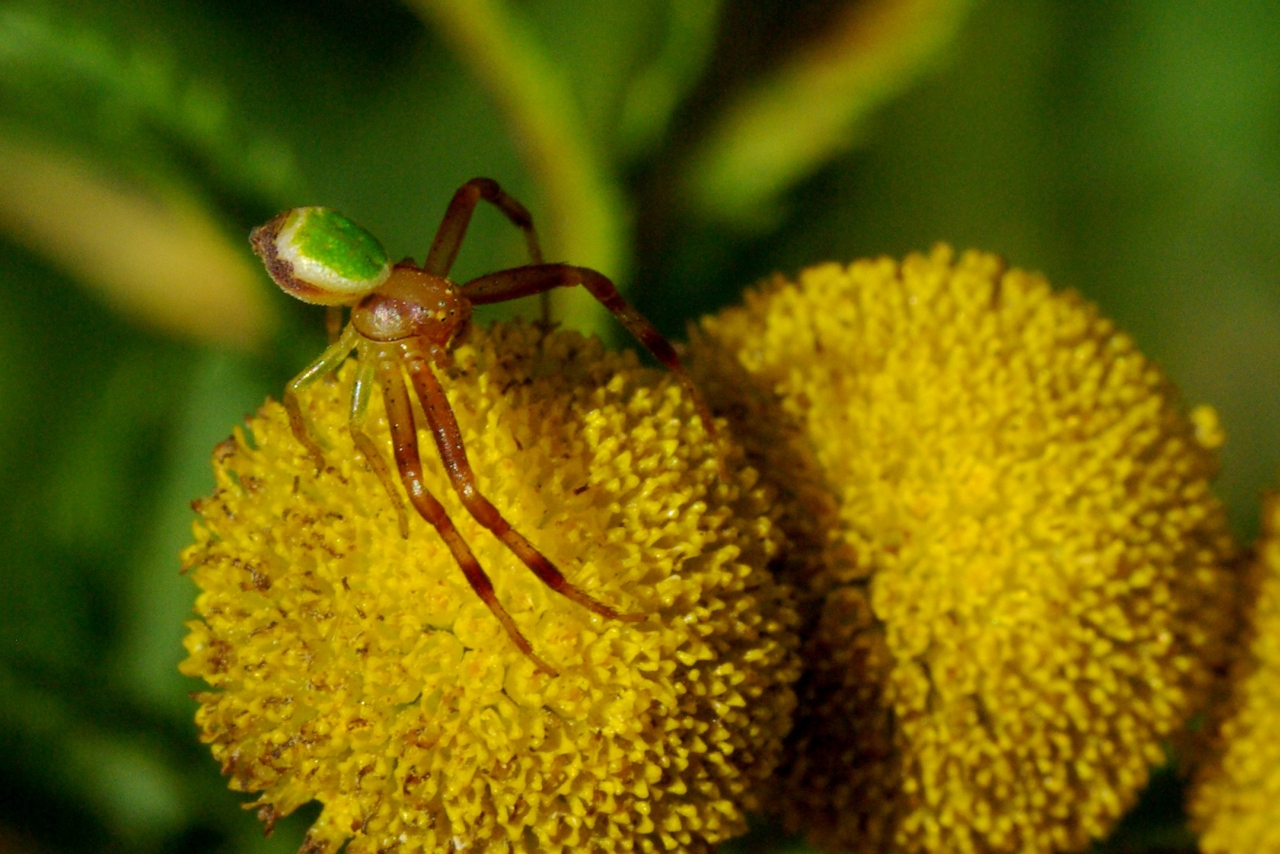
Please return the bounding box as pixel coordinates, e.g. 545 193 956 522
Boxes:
348 266 473 346
251 178 720 673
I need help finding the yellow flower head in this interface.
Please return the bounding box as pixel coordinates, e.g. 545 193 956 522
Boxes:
689 246 1237 854
1190 490 1280 853
180 322 800 854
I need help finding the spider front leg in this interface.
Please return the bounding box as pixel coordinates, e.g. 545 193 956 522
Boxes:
425 178 550 322
462 264 723 465
424 178 544 276
402 337 646 624
374 346 557 676
284 324 360 472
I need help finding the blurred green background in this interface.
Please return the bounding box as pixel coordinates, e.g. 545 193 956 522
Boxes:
0 1 1276 851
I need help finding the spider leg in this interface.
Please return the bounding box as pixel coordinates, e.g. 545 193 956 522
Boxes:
325 306 344 344
424 178 544 276
461 264 723 469
402 338 646 624
424 178 551 324
285 324 360 472
375 347 557 675
348 356 410 539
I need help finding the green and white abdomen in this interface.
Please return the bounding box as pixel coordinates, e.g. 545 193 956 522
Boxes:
251 207 391 305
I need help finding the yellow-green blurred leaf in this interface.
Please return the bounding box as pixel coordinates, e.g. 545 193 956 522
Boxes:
0 135 273 348
683 0 975 228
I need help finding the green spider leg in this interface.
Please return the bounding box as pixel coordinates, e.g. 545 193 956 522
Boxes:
283 324 360 472
283 328 412 539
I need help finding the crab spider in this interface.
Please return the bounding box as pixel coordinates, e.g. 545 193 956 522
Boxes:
250 177 720 675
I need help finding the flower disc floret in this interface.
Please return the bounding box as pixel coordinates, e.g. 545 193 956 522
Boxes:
690 246 1236 854
181 322 799 854
1190 489 1280 853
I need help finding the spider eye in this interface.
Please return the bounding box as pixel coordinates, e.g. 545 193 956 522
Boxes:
251 207 391 305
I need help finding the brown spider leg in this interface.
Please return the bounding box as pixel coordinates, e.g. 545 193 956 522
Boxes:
461 264 724 471
375 348 557 676
348 356 410 539
284 323 360 472
423 177 551 324
424 178 544 276
402 337 645 623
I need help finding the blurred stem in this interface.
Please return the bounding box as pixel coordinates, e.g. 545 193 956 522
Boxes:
682 0 976 229
406 0 628 339
0 134 272 349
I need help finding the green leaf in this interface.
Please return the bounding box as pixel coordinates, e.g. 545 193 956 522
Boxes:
0 134 275 348
0 2 300 205
680 0 976 229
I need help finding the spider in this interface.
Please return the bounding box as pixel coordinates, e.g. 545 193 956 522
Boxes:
250 177 720 675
